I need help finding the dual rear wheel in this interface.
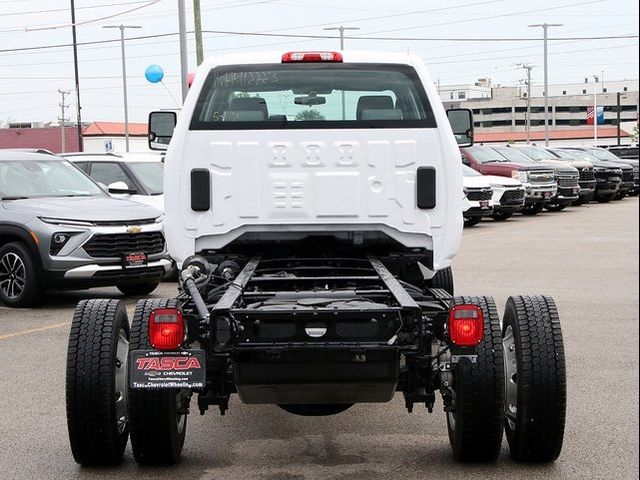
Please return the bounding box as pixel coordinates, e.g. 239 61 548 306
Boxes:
447 295 566 463
66 298 188 466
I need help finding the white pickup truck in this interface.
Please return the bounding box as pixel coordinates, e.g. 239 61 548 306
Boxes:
65 50 566 467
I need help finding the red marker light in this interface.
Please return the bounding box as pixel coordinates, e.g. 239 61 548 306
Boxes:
282 51 343 63
449 304 484 346
148 308 184 350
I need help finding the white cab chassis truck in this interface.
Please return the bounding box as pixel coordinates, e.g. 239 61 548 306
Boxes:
66 51 566 466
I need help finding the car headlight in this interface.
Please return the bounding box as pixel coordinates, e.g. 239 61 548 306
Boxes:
155 214 165 223
511 171 528 183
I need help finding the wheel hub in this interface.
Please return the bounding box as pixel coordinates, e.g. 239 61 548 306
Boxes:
0 252 26 300
503 325 518 429
115 329 129 434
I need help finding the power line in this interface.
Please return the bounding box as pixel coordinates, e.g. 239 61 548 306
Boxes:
0 0 149 17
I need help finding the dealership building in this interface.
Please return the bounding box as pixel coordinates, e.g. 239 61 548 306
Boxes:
441 78 639 145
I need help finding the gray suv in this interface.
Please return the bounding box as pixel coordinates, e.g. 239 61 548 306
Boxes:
0 150 171 307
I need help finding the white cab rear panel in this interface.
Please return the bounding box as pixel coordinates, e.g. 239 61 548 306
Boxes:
163 51 463 270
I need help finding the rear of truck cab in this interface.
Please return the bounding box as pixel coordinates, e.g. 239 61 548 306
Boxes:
161 51 464 274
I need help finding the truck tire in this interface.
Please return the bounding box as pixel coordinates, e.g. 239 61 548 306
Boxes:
447 296 504 463
66 299 130 466
279 404 353 416
0 242 43 308
128 298 188 465
596 192 616 203
117 281 160 297
521 202 544 216
544 202 569 212
614 190 627 200
463 216 482 227
427 267 454 296
491 211 513 221
502 295 566 462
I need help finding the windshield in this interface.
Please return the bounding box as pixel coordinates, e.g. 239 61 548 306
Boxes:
564 148 599 162
465 146 508 163
517 146 554 161
128 162 164 195
191 63 435 130
462 164 481 176
492 147 536 164
0 160 103 200
549 149 580 161
587 148 624 162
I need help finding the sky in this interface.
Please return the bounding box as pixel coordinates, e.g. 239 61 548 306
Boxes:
0 0 638 125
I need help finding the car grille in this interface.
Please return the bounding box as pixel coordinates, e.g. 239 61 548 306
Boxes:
93 267 165 282
557 174 579 188
579 169 596 182
622 171 635 183
83 232 165 258
528 170 555 184
465 188 493 201
500 188 525 204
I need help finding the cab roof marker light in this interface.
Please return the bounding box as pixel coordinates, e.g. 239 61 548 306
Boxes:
282 51 343 63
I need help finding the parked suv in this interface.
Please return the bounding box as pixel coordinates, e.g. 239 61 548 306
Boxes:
460 145 556 215
0 150 171 307
544 148 597 205
606 145 639 160
493 146 580 212
461 165 493 226
63 152 165 210
509 145 596 206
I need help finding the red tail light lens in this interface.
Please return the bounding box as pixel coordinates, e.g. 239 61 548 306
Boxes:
282 51 343 63
149 308 184 350
449 305 484 346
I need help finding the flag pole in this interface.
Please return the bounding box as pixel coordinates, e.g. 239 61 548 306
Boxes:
593 75 598 146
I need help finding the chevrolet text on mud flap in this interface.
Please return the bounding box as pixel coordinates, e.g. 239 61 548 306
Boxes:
66 51 567 467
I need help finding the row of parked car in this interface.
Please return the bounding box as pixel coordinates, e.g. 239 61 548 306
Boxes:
0 145 637 307
460 145 639 227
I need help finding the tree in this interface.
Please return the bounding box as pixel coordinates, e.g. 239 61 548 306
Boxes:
632 122 639 144
295 110 326 121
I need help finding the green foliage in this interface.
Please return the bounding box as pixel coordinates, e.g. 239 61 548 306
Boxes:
295 110 326 121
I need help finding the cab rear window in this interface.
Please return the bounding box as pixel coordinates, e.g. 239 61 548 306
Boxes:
190 63 436 130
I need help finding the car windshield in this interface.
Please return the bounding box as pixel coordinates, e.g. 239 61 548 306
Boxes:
462 164 481 176
128 162 164 195
587 148 625 162
564 149 599 162
516 146 554 161
492 147 536 164
191 63 436 130
0 159 103 200
549 149 580 161
465 146 508 163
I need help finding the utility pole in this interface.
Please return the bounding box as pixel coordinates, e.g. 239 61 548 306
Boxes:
58 90 70 154
528 23 563 147
193 0 204 66
617 92 623 146
103 24 141 152
70 0 83 151
178 0 189 101
593 75 599 145
519 63 534 144
323 26 360 120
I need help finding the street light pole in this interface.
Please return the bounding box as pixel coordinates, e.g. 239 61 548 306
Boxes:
323 26 360 120
529 23 563 147
617 92 622 146
103 25 141 153
593 75 599 145
178 0 189 102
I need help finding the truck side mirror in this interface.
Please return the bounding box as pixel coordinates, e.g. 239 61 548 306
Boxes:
447 108 474 147
148 111 177 151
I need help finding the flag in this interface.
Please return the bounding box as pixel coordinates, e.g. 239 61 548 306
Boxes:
587 106 605 125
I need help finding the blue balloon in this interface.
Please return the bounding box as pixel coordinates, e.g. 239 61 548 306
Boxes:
145 64 164 83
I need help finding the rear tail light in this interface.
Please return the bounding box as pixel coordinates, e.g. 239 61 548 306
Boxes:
282 51 343 63
149 308 185 350
449 305 484 346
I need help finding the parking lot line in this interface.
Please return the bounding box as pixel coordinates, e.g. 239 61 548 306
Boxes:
0 321 71 341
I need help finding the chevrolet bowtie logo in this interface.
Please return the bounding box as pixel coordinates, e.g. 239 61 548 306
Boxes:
127 226 142 234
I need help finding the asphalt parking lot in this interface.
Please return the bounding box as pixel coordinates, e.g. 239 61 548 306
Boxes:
1 198 638 480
